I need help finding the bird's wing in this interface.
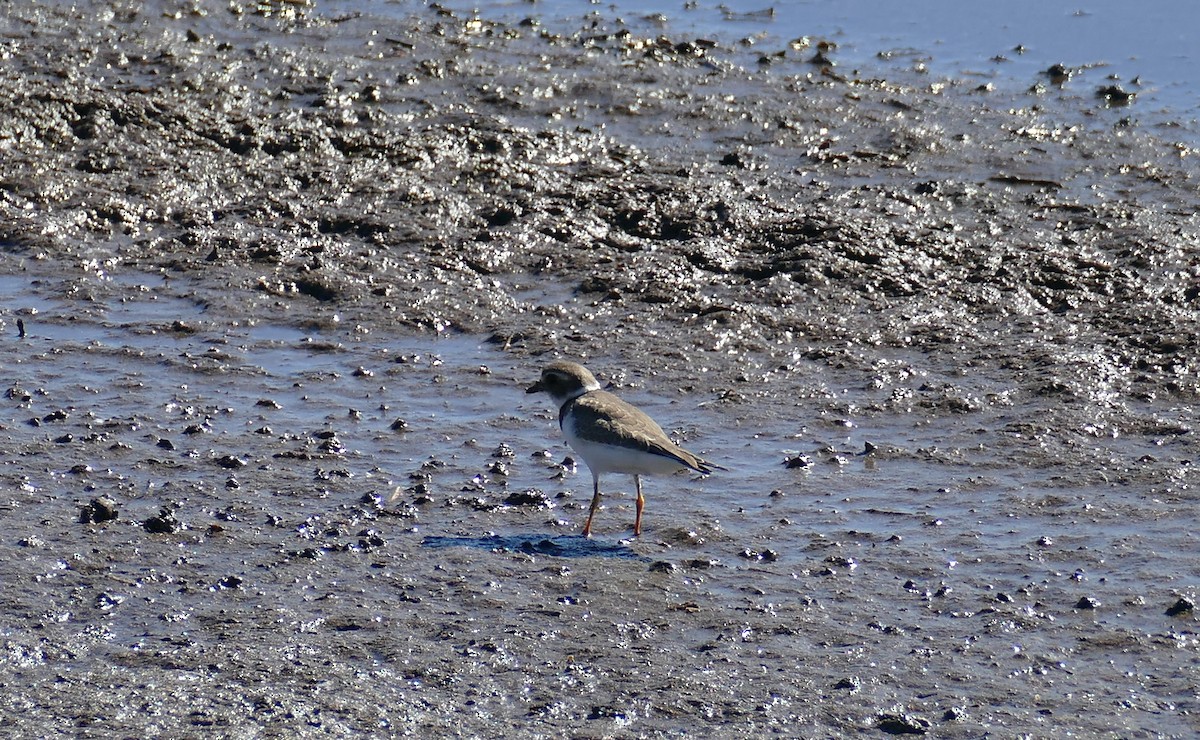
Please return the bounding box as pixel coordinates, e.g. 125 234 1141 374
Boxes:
569 392 719 474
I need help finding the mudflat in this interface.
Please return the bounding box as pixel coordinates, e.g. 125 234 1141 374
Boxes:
1 1 1197 736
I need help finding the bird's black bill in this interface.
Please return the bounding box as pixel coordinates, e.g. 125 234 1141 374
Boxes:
526 380 544 394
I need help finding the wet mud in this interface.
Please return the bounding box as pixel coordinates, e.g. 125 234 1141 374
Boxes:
1 1 1198 736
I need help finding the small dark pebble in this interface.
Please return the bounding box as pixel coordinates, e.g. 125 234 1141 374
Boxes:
825 555 857 569
684 558 720 569
182 424 206 435
1075 596 1100 610
493 443 515 458
648 561 678 574
995 592 1014 603
1045 63 1073 82
317 437 344 454
739 548 779 562
256 398 282 408
157 438 175 450
96 592 125 611
43 409 69 423
357 529 387 549
504 489 550 507
832 676 860 692
1037 535 1053 546
80 496 119 524
213 575 244 590
877 713 930 735
1166 597 1195 617
313 430 337 440
225 477 240 490
1096 84 1134 105
390 418 409 431
769 489 785 498
143 508 183 534
18 536 45 548
942 707 966 721
54 434 73 444
784 454 811 469
216 455 247 469
863 441 878 454
69 463 91 475
488 461 509 476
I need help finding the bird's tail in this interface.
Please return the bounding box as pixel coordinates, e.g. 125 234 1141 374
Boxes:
693 457 728 475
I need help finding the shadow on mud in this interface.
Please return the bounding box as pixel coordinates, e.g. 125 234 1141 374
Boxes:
421 534 642 559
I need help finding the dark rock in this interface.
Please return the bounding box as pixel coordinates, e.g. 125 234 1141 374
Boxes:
739 548 779 562
1096 85 1135 106
648 560 678 573
143 508 183 534
487 461 509 476
357 529 387 549
1165 597 1195 617
1074 596 1100 610
80 496 119 524
213 575 244 590
877 713 930 734
216 455 247 469
784 454 811 469
504 489 550 507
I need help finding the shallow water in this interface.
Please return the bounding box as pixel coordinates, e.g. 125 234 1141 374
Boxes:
418 0 1200 137
3 260 1196 735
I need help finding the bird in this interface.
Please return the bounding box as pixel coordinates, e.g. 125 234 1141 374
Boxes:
526 360 724 537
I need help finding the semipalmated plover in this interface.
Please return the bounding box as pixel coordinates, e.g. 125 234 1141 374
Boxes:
527 360 724 537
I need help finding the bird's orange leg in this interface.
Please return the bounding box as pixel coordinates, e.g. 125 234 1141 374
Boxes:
633 475 645 536
582 475 602 537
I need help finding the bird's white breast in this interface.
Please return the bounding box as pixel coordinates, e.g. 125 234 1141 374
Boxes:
563 411 688 476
